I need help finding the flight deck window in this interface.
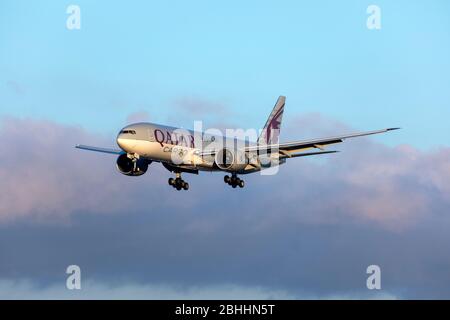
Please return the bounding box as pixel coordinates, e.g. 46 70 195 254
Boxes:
121 130 136 134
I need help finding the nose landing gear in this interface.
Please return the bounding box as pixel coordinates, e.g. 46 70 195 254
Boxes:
224 174 245 188
168 172 189 191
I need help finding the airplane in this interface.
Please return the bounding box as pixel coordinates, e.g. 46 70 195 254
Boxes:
76 96 399 191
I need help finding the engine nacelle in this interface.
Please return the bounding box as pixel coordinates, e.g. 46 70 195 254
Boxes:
116 154 151 176
214 148 248 172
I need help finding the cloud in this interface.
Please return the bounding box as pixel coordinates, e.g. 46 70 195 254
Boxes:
173 96 232 117
1 115 450 299
167 97 241 132
0 279 399 300
0 280 298 300
126 111 150 124
0 117 171 223
276 113 450 230
1 114 450 229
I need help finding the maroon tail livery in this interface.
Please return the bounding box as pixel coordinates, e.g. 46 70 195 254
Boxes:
258 95 285 145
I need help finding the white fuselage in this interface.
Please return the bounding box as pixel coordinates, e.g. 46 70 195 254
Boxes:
116 122 265 173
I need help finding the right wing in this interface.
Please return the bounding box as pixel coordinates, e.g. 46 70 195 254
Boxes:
245 128 400 155
75 144 124 155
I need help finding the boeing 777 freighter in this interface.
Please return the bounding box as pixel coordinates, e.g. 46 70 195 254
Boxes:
76 96 399 191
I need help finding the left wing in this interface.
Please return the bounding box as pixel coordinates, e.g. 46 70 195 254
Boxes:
245 127 400 156
75 144 124 155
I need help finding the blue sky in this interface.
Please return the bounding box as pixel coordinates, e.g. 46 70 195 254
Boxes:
1 0 449 148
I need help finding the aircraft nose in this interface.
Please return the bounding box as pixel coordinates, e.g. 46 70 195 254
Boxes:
116 134 136 151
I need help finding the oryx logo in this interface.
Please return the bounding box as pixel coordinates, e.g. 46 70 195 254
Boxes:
257 96 285 146
265 103 284 144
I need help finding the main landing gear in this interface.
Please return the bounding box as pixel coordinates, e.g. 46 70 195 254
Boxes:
224 173 245 188
168 172 189 191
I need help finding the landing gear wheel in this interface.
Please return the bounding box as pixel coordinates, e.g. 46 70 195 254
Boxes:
169 174 190 191
175 178 182 189
226 174 244 189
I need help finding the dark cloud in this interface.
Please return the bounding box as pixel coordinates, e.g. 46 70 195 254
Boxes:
0 116 450 299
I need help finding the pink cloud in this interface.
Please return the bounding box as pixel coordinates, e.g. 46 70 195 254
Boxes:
173 96 231 117
0 117 170 223
126 111 150 124
0 115 449 232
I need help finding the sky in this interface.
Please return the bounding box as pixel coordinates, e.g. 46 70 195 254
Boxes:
1 0 450 299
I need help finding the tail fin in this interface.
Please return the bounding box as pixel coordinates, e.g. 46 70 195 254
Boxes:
257 95 285 145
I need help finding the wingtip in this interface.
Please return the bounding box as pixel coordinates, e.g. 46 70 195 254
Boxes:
387 127 401 131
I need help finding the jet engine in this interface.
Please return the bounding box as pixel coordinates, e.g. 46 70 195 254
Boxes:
116 154 151 176
214 148 248 172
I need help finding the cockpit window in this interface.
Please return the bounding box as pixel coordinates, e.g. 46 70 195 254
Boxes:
121 130 136 134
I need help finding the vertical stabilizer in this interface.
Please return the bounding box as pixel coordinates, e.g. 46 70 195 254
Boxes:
257 96 285 145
